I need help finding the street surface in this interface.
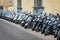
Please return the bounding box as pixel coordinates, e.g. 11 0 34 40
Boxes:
0 18 44 40
0 18 56 40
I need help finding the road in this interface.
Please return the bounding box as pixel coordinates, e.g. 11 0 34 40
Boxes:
0 18 44 40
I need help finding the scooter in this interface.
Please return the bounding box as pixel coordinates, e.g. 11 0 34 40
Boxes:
12 14 19 23
57 29 60 40
24 15 34 28
35 17 43 32
41 19 49 34
32 16 39 31
20 14 30 26
44 16 58 36
35 15 47 32
54 23 60 38
44 21 54 36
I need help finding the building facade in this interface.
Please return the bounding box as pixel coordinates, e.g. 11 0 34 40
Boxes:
22 0 60 14
43 0 60 14
0 0 13 11
0 0 60 14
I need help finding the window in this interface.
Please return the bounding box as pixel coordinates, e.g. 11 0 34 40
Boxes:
37 0 42 6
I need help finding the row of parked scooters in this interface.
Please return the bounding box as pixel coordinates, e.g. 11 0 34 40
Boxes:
0 10 60 40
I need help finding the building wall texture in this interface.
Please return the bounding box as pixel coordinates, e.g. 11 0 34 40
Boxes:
0 0 60 14
22 0 34 12
0 0 13 11
43 0 60 14
22 0 60 14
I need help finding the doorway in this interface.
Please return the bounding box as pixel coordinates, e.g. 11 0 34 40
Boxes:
0 6 3 10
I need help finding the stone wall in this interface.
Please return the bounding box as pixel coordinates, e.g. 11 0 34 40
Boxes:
0 0 13 10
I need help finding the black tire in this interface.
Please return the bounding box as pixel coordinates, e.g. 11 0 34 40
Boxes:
35 26 39 32
32 22 37 31
44 27 50 36
54 29 59 38
21 23 25 27
41 26 46 34
44 29 50 36
32 24 36 31
54 31 58 38
57 37 60 40
24 23 28 29
24 26 27 29
32 26 35 31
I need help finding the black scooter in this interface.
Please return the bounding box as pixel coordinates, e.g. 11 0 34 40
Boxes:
20 14 30 26
41 19 49 34
24 15 34 28
32 16 39 31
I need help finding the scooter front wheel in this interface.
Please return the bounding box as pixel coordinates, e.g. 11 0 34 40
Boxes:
35 26 39 32
24 23 28 29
